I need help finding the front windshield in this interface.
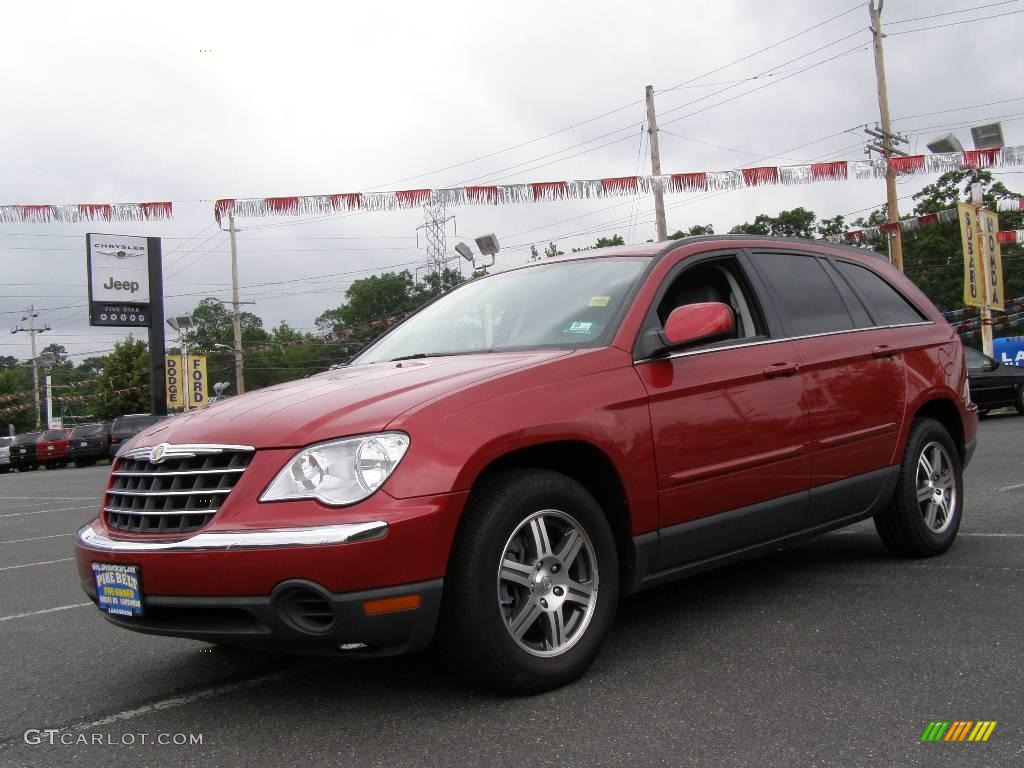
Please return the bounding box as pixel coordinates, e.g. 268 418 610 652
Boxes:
353 257 649 364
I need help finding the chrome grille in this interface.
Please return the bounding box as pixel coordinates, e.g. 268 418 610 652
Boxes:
105 444 254 534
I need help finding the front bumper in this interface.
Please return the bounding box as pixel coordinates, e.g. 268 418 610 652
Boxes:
81 575 443 656
75 488 468 655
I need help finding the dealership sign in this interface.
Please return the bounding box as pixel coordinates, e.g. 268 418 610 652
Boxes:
87 233 152 327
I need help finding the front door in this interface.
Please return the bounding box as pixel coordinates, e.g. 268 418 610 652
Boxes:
633 253 812 571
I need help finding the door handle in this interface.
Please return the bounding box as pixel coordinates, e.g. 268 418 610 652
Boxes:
763 362 799 378
872 344 897 359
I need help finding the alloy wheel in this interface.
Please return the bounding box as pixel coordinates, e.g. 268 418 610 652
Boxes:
496 509 599 658
916 441 957 534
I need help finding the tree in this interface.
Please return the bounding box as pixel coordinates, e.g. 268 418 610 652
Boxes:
314 268 465 365
668 224 714 239
529 244 540 261
95 336 150 419
730 207 817 238
544 242 564 258
571 234 624 253
859 170 1024 315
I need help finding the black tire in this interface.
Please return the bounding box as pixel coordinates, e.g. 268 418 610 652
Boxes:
977 409 990 419
874 417 963 557
1015 385 1024 416
441 469 619 694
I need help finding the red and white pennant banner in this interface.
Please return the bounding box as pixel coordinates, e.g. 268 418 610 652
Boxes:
820 208 959 243
0 201 172 224
213 145 1024 222
997 198 1024 212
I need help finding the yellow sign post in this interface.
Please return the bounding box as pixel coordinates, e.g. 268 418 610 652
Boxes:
165 355 184 410
165 355 208 409
186 355 208 407
958 202 985 308
978 207 1004 311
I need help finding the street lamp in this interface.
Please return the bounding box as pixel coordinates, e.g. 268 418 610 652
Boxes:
166 315 194 411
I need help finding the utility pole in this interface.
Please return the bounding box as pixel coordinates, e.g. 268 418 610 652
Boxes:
227 213 245 395
645 85 667 242
11 305 49 430
868 0 904 271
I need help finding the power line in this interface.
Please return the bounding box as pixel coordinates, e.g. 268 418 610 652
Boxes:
888 8 1024 34
886 0 1020 25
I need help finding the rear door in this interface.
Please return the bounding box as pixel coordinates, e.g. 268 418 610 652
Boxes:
748 250 910 526
633 251 812 570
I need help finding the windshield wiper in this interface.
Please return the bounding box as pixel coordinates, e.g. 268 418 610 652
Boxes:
387 352 448 362
387 350 497 362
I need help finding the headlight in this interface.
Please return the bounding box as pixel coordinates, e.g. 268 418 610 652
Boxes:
260 432 410 506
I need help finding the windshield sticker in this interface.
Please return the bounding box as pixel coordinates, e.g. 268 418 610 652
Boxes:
565 321 595 334
588 296 611 307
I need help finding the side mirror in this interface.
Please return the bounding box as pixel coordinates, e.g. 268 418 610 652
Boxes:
661 302 735 350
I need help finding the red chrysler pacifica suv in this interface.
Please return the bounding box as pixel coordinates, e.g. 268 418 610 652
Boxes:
75 236 977 692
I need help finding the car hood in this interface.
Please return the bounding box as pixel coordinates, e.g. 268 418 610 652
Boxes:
130 350 573 450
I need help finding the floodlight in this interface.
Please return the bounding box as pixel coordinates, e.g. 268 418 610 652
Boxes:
454 242 474 262
970 123 1004 150
475 233 500 256
926 133 963 154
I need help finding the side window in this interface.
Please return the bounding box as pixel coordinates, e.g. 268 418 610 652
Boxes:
835 261 926 325
754 252 853 336
656 257 765 340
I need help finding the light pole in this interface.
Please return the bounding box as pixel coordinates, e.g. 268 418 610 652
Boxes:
167 315 194 411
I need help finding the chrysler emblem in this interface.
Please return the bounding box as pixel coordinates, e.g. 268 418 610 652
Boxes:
149 443 169 464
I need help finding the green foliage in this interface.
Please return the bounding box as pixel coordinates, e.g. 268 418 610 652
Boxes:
858 171 1024 313
571 234 624 253
668 224 714 239
95 336 149 419
313 268 465 364
544 242 564 258
729 207 818 238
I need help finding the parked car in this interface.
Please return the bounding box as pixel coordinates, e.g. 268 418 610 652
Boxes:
0 436 12 473
108 414 164 459
68 422 111 467
10 432 42 471
37 427 74 469
964 346 1024 415
75 236 977 693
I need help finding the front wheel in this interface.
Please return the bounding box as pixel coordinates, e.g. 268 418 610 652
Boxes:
874 418 963 557
442 469 618 693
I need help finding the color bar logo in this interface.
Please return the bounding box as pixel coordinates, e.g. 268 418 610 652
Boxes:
921 721 997 742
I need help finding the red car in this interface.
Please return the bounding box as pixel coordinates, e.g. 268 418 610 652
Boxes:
37 427 74 469
75 236 977 692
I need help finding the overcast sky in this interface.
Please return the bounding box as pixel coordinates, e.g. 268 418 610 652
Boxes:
1 0 1021 361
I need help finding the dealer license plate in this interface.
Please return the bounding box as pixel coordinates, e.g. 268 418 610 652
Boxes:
92 563 143 616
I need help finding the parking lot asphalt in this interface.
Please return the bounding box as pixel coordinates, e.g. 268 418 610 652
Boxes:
0 416 1021 768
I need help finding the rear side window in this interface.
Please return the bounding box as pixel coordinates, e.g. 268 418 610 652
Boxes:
836 261 925 325
754 252 853 336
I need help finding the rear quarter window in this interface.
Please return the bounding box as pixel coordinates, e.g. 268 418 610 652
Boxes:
835 261 926 326
753 251 854 336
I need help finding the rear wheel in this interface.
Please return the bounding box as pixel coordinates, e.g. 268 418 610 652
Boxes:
442 469 618 693
874 418 963 557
